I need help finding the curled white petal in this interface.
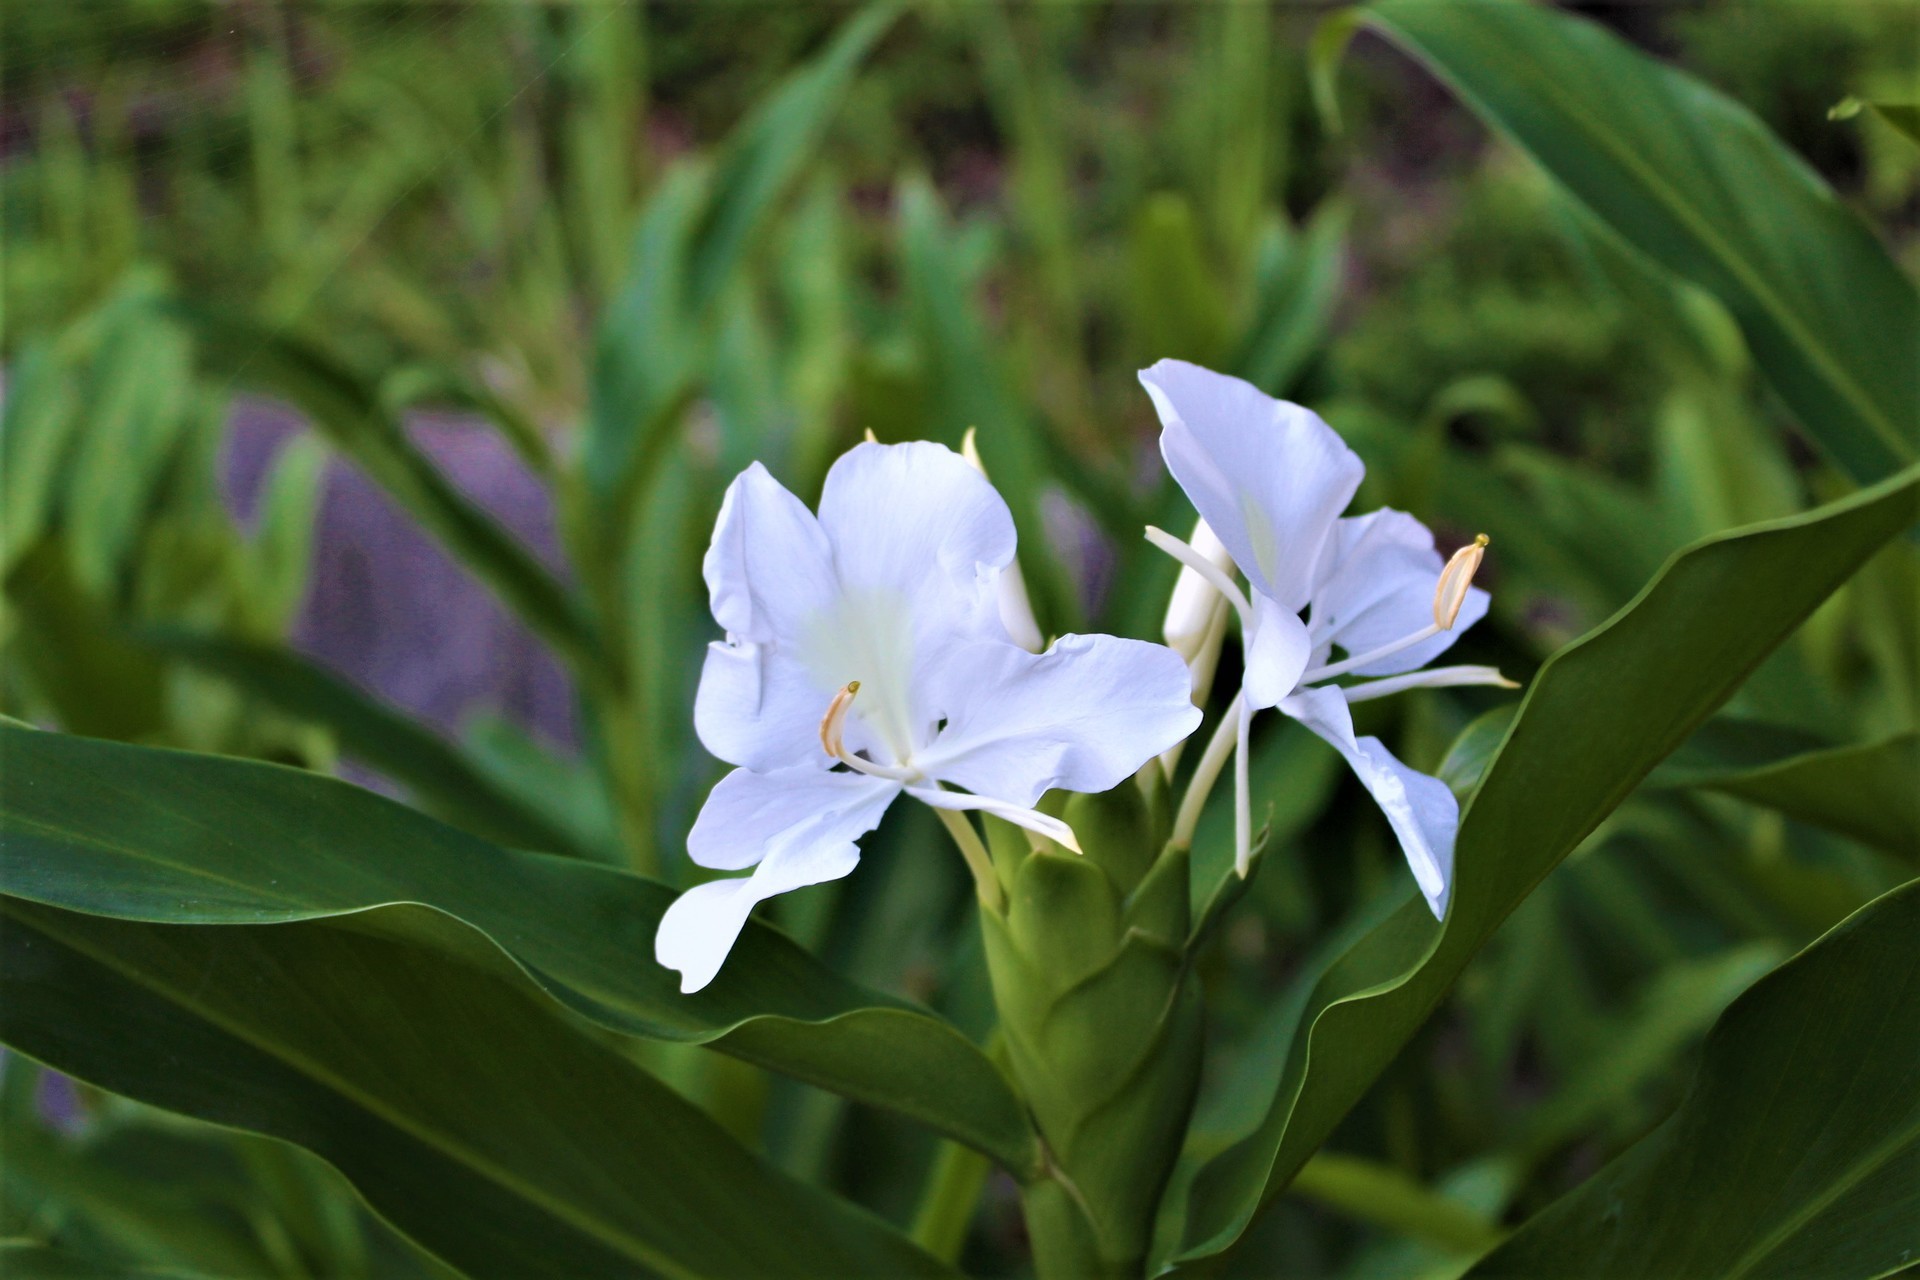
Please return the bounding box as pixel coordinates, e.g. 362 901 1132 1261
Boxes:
1141 359 1362 611
1280 685 1457 919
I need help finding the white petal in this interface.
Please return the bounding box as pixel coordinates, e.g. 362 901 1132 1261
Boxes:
703 462 837 644
1309 510 1489 675
1140 360 1363 611
658 768 897 993
1242 592 1313 709
694 641 839 773
694 464 844 769
916 635 1201 807
817 441 1015 636
1280 685 1456 918
811 441 1020 760
687 765 899 870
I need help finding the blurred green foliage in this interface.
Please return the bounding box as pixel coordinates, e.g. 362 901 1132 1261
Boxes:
2 1 1916 1277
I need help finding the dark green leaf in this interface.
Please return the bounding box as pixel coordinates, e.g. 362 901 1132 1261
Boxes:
139 630 604 859
1470 879 1920 1279
0 898 955 1279
1171 465 1920 1266
1360 0 1919 485
0 726 1040 1175
1687 732 1919 862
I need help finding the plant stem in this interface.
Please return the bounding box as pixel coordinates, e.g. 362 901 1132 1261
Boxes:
1169 692 1243 850
935 807 1005 911
909 1140 992 1262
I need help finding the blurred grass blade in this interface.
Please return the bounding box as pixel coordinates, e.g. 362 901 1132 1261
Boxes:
185 312 602 678
1171 464 1920 1268
686 4 896 311
1232 201 1348 397
1508 943 1786 1166
0 346 81 577
1469 879 1920 1278
240 433 327 636
1289 1154 1501 1253
140 630 605 860
65 306 198 598
1357 0 1919 485
1685 731 1919 862
588 5 895 512
0 725 1041 1175
0 898 956 1280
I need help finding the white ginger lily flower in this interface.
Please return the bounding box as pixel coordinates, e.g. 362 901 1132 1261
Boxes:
657 440 1201 993
1138 359 1515 918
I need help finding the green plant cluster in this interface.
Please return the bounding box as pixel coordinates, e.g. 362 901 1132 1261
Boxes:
2 2 1916 1278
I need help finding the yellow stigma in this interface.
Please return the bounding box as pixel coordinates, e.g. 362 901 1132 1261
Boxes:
1434 534 1489 629
819 681 861 760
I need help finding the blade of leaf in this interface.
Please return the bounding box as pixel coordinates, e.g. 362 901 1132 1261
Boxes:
1687 732 1919 862
1169 464 1920 1268
138 630 605 860
0 898 956 1280
0 725 1040 1176
1357 0 1919 485
184 311 603 679
1468 878 1920 1279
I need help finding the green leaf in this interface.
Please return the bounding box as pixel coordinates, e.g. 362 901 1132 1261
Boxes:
0 898 955 1279
685 4 896 312
1683 731 1920 862
1469 879 1920 1279
0 726 1040 1175
240 433 327 637
184 312 602 679
587 5 895 510
1170 465 1920 1267
1832 96 1920 150
1232 201 1348 398
0 345 81 577
1357 0 1919 486
138 630 605 859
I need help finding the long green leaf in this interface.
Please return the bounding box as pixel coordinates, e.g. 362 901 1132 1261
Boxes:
1356 0 1919 485
1469 878 1920 1279
0 726 1040 1175
1685 732 1919 862
1170 465 1920 1267
140 630 605 860
0 898 954 1279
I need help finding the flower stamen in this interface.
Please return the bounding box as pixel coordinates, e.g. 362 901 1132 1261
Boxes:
819 681 920 782
1301 534 1492 684
1433 534 1489 629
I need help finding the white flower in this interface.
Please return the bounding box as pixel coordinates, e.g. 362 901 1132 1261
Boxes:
1139 359 1514 918
657 440 1201 993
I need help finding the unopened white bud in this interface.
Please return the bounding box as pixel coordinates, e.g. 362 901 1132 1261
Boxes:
1433 534 1489 630
1158 519 1238 777
961 428 1045 652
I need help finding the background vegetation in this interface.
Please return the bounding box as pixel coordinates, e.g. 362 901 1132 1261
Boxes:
2 2 1916 1276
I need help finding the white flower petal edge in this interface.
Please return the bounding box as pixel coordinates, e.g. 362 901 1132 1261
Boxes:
658 767 898 993
1280 686 1456 918
1142 358 1363 611
917 635 1203 806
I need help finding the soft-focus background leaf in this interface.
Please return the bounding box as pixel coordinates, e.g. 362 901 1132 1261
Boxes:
1470 878 1920 1279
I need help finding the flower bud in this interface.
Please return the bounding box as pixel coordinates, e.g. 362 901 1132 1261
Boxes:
961 429 1046 652
1162 519 1236 663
